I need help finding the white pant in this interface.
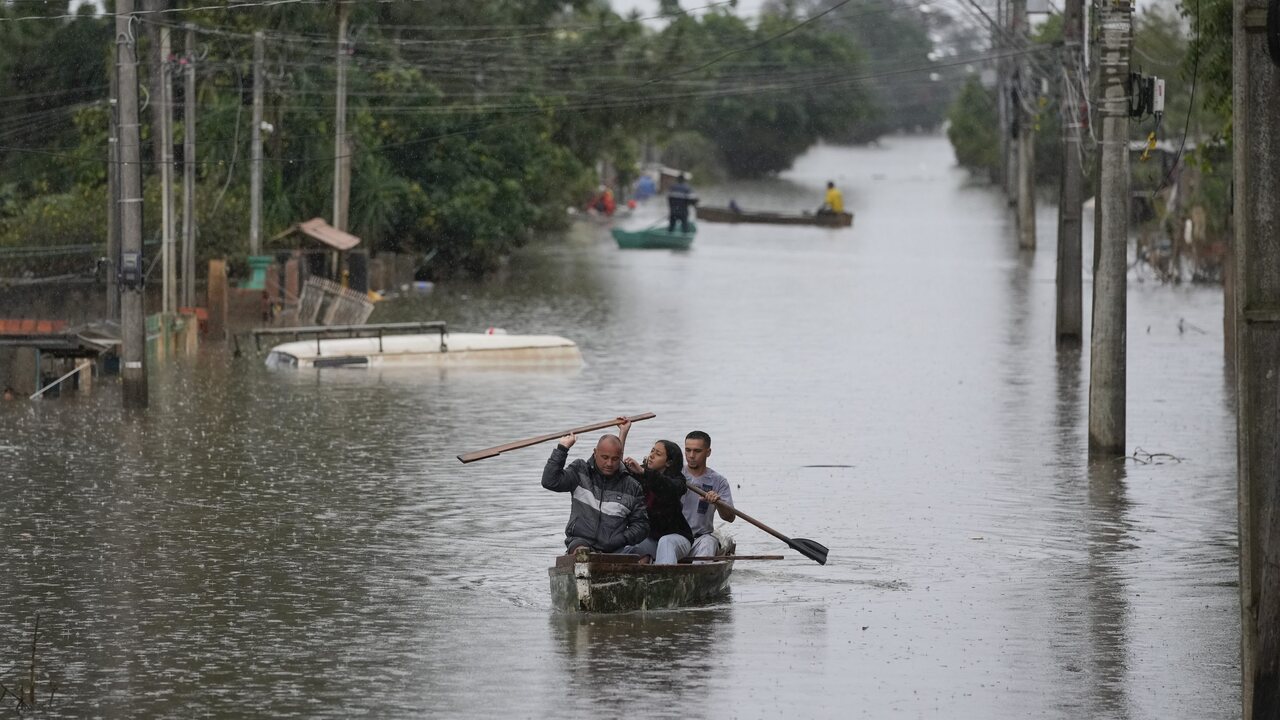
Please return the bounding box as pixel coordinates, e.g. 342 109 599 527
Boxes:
623 534 693 564
689 534 720 559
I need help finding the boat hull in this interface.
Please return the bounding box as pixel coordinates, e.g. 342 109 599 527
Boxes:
697 206 853 228
548 546 734 613
265 332 582 369
611 223 696 250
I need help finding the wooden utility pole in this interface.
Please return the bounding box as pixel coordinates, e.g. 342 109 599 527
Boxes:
116 0 147 407
1087 0 1132 456
1234 0 1280 713
249 30 264 256
107 43 120 321
1055 0 1085 345
1012 0 1035 249
182 25 196 309
159 26 176 315
333 1 351 231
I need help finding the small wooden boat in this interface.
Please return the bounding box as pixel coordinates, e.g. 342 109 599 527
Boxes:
548 539 734 613
697 205 853 228
611 222 696 250
264 330 582 369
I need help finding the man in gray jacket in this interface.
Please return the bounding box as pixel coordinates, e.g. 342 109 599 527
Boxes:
542 432 649 553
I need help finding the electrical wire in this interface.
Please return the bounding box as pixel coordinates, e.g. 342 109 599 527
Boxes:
1151 0 1200 198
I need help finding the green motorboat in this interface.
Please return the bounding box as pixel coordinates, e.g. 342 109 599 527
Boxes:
611 221 696 250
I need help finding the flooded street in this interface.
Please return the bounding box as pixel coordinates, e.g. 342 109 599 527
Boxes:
1 135 1239 718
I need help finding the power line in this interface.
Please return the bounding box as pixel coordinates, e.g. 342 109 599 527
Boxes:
0 41 1053 167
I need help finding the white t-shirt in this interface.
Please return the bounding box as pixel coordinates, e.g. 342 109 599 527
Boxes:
681 467 733 537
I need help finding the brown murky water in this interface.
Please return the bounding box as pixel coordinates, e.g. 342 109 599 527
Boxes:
0 136 1238 718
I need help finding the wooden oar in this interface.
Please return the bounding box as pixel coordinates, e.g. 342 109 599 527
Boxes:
678 555 783 563
457 412 656 464
686 483 829 565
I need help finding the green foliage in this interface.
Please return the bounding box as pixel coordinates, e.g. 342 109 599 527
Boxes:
0 0 976 276
660 131 727 184
1134 6 1227 142
0 184 105 250
1180 0 1231 138
946 76 1000 180
675 10 875 176
808 0 962 135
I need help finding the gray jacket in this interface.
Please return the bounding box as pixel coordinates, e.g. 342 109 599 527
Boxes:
542 444 649 552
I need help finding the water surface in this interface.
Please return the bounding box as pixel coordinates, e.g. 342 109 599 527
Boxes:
0 135 1239 718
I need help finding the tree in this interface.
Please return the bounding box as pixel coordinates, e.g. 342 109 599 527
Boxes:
946 76 999 179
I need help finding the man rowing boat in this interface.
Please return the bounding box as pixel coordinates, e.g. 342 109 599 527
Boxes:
682 430 735 557
542 427 649 554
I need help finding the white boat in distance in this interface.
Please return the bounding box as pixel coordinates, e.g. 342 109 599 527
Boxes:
264 325 582 369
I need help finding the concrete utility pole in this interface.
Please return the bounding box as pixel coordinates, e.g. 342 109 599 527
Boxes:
116 0 147 407
182 25 196 309
159 26 176 315
249 30 264 256
332 1 351 231
1055 0 1085 345
107 44 120 322
1011 0 1035 249
1233 0 1280 713
997 0 1013 198
1086 0 1132 456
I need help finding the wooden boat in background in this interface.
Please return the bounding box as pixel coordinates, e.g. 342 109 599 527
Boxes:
697 205 853 228
549 539 735 612
611 222 696 250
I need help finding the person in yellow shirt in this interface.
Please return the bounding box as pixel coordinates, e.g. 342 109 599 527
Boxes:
820 181 844 215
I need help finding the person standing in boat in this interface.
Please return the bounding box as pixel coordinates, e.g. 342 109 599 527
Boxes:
542 429 649 554
818 181 844 216
682 431 736 557
667 174 698 233
619 436 696 564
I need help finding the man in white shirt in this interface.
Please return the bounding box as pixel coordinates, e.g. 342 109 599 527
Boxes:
681 430 736 557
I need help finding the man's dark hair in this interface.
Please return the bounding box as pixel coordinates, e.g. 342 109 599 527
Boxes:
685 430 711 446
827 181 835 188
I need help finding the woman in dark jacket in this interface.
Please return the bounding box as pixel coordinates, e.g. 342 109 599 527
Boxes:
621 439 695 564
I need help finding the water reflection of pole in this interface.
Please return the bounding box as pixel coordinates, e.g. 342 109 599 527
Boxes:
1232 0 1280 708
1084 460 1132 716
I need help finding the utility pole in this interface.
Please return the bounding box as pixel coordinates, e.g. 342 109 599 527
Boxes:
249 30 263 256
1012 0 1035 249
116 0 147 408
159 26 176 315
182 25 196 309
333 0 351 231
1233 0 1280 712
107 42 120 321
996 0 1013 198
1086 0 1132 456
1055 0 1085 345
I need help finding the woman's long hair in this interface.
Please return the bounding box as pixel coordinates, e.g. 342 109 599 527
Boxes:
656 439 684 477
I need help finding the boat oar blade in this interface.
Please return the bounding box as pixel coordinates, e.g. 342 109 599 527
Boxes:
788 538 829 565
457 448 501 464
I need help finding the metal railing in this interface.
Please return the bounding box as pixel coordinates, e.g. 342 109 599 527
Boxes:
244 320 448 355
29 362 91 400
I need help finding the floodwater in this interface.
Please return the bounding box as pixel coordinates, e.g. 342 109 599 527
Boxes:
1 135 1239 718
